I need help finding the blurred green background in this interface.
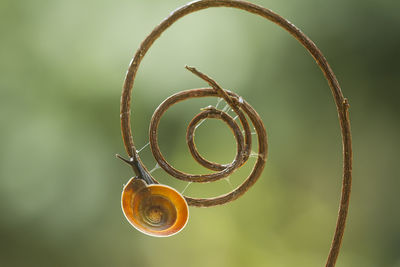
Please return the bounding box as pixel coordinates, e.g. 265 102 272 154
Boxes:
1 0 399 266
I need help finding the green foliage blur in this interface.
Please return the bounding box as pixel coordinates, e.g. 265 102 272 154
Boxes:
1 0 399 266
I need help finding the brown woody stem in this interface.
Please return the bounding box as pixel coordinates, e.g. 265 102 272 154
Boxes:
119 1 352 266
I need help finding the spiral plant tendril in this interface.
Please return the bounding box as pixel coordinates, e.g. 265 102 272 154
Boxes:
117 1 352 266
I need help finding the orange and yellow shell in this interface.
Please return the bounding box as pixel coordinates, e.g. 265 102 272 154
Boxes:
121 178 189 237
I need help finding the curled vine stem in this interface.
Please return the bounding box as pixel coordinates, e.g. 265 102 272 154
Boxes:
119 1 352 267
149 66 267 207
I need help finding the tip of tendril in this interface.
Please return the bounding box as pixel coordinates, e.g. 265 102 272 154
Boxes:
184 65 195 71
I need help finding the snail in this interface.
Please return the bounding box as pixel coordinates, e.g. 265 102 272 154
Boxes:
121 177 189 237
118 155 189 237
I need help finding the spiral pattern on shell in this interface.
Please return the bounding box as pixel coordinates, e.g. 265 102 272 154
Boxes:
122 178 189 237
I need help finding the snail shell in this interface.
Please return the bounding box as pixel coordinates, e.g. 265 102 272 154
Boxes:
121 178 189 237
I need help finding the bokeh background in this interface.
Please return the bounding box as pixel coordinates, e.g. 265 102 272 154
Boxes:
1 0 399 266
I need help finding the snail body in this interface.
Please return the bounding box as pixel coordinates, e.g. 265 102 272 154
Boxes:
121 177 189 237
